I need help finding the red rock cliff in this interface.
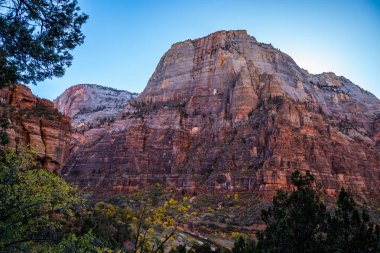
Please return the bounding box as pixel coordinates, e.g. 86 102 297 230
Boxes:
0 84 71 173
62 30 380 197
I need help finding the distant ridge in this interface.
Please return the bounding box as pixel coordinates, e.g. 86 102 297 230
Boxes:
54 83 138 128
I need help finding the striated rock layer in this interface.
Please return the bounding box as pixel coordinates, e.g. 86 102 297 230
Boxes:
0 84 71 172
62 30 380 197
54 84 138 154
54 84 137 129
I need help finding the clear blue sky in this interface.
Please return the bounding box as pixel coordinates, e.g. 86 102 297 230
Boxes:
29 0 380 100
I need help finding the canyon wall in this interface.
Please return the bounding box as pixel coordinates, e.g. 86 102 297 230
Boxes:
61 30 380 197
0 84 71 172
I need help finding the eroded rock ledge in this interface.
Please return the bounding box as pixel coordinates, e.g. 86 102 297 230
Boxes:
0 84 71 173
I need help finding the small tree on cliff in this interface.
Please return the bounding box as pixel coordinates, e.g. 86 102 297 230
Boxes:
0 0 88 87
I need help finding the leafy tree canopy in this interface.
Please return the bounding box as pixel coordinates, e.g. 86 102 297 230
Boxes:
0 147 82 251
0 0 88 87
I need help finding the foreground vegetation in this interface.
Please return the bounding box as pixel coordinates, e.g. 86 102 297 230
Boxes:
229 171 380 253
0 0 88 87
0 148 379 252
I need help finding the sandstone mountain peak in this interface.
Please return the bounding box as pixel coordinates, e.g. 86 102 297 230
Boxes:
171 30 252 47
62 31 380 197
54 83 138 129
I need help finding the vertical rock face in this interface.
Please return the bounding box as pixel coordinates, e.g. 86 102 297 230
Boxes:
62 30 380 197
53 84 138 154
0 84 71 172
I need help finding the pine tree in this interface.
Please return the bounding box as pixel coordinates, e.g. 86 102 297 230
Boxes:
233 171 380 253
256 171 327 253
0 0 88 87
326 188 380 252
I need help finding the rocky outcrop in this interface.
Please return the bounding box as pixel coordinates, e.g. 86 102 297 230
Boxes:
54 84 137 128
0 84 71 173
54 84 137 153
62 30 380 197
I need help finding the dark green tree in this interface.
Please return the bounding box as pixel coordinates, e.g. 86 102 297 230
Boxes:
170 244 187 253
233 171 380 253
78 201 132 250
170 243 225 253
326 188 380 252
232 236 256 253
255 171 328 253
188 243 220 253
41 230 107 253
0 112 9 145
0 0 88 87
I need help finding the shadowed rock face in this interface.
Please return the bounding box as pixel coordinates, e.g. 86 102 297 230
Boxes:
62 30 380 197
0 84 71 173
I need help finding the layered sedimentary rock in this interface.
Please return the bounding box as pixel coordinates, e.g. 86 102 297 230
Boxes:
54 84 138 153
54 84 137 129
0 84 71 172
62 30 380 197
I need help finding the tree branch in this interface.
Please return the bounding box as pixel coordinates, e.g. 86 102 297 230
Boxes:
0 200 48 222
133 203 147 253
152 231 175 253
